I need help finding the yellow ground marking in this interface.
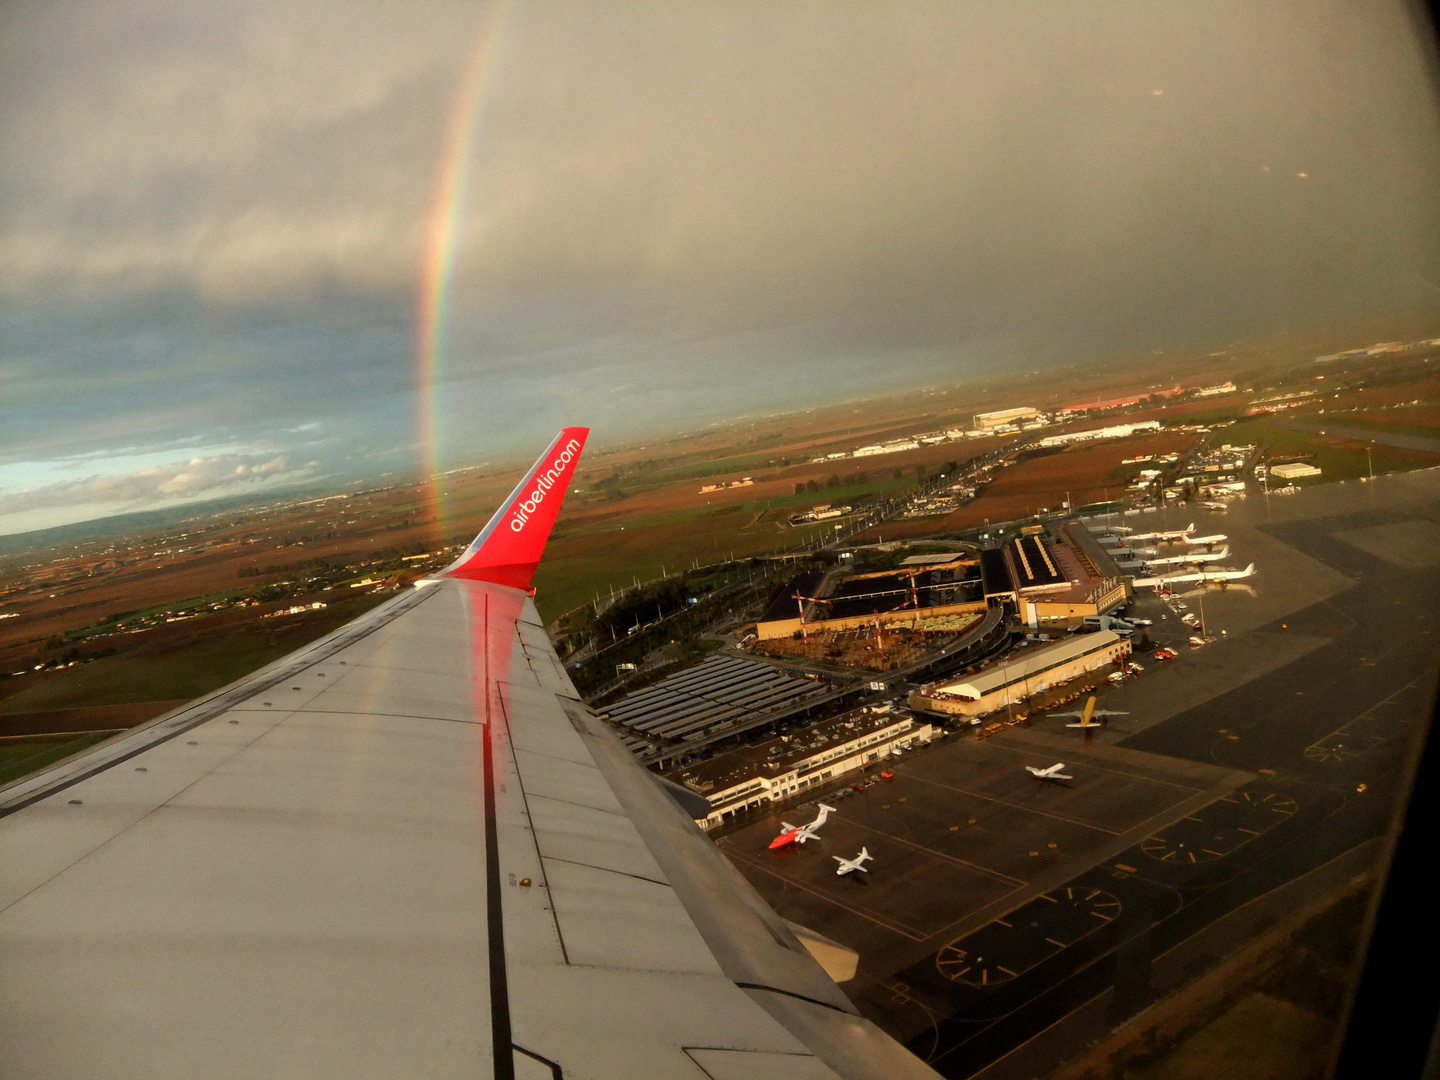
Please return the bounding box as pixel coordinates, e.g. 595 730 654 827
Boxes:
1029 851 1040 856
1114 863 1137 873
1039 893 1058 903
1091 910 1114 921
1045 937 1066 948
1259 768 1276 775
997 965 1018 977
1048 842 1058 849
1202 848 1224 856
993 918 1012 927
950 825 959 831
1225 735 1239 740
1239 827 1261 836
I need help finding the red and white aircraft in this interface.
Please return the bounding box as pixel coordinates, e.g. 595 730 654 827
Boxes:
769 803 837 849
1 430 942 1080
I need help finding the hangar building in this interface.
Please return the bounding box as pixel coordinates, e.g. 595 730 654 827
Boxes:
911 630 1130 718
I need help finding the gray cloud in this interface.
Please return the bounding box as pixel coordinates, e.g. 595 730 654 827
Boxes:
0 453 316 515
3 0 1440 531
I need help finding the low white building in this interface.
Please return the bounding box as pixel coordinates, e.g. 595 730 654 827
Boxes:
1270 462 1322 480
1038 421 1162 448
667 706 934 830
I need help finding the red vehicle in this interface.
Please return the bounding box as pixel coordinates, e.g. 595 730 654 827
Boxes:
880 770 895 780
1154 647 1177 662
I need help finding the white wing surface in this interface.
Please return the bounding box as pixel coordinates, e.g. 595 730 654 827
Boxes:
0 429 939 1080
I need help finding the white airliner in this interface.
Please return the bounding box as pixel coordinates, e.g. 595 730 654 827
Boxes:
1182 532 1228 545
1108 543 1159 556
1 429 943 1080
834 848 874 875
769 803 837 849
1143 544 1230 567
1133 562 1257 588
1124 522 1195 543
1026 763 1074 781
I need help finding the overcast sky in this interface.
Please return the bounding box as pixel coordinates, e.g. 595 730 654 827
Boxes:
3 0 1439 535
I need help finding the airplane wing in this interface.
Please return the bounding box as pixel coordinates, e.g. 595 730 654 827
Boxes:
0 429 938 1080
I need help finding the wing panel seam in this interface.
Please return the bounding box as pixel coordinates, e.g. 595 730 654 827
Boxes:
497 686 572 966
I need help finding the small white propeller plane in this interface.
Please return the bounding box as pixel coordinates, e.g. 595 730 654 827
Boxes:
1052 695 1128 729
768 803 836 850
1025 763 1074 781
833 848 873 876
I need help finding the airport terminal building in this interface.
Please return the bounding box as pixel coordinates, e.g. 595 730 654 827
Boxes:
912 630 1131 718
980 524 1131 626
665 705 934 830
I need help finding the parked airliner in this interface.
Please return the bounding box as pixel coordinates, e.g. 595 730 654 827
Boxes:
834 848 873 875
769 804 837 849
1026 763 1074 781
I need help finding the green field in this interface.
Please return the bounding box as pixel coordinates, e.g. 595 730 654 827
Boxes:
532 474 926 620
0 596 389 716
1225 417 1439 483
534 520 830 623
0 731 116 786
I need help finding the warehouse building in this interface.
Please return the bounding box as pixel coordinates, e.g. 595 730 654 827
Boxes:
973 406 1041 429
1269 462 1322 480
911 630 1130 718
665 705 934 830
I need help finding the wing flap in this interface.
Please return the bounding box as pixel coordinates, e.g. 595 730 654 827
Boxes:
540 859 723 974
510 746 627 815
505 967 832 1080
526 794 670 882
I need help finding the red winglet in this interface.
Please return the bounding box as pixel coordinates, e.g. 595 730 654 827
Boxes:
441 427 589 590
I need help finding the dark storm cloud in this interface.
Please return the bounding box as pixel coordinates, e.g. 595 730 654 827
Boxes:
2 0 1439 530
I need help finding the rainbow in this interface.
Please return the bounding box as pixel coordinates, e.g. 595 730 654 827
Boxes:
415 0 515 539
